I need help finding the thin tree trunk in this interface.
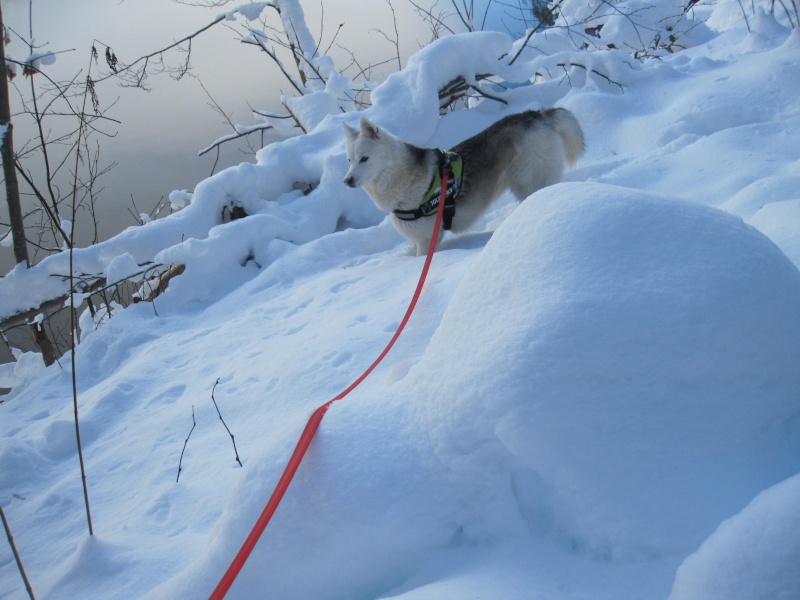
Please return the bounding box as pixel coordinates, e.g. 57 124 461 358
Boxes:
2 3 57 364
0 3 30 267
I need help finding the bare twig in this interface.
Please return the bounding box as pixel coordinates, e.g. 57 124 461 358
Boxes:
735 0 752 32
0 506 36 600
198 123 275 157
281 100 308 134
468 83 508 104
553 61 624 92
322 22 345 56
194 77 275 157
211 378 243 467
68 46 95 538
407 0 457 40
379 0 403 71
176 406 197 483
437 73 498 109
242 29 306 95
12 161 72 245
92 15 229 86
137 263 184 303
450 0 476 30
508 1 562 65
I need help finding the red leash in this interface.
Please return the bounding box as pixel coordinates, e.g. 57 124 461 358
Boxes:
208 172 450 600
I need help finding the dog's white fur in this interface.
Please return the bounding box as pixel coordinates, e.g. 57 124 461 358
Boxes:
343 109 585 255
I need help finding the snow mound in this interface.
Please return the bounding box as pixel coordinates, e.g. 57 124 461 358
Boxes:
409 182 800 557
668 473 800 600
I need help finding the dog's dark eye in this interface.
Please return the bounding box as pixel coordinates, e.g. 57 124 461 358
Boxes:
359 156 369 163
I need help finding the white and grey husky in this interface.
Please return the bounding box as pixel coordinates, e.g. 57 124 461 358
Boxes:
343 108 585 255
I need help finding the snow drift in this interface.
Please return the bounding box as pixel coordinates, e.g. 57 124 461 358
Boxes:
668 473 800 600
410 182 800 556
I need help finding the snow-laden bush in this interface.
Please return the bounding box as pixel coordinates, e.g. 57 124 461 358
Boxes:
546 0 709 57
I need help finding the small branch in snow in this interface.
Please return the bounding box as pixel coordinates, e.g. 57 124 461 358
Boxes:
468 83 508 105
135 263 185 303
551 61 625 92
176 405 197 483
211 378 243 468
438 73 500 109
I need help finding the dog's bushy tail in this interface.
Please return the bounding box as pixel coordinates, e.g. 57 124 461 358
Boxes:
548 108 585 167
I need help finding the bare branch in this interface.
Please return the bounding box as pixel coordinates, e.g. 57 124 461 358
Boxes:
176 406 197 483
406 0 457 40
198 123 275 157
450 0 475 30
211 378 243 468
508 1 562 65
92 14 229 86
242 29 306 95
380 0 403 71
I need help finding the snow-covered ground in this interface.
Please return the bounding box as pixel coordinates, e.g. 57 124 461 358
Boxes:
2 3 800 599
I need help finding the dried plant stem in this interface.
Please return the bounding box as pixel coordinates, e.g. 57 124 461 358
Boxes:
211 379 243 467
68 48 96 538
1 505 36 600
176 406 197 483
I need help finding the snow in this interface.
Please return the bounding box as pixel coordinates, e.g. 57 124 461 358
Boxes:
104 253 141 286
2 5 800 600
167 189 192 211
0 350 45 390
58 220 72 246
228 2 271 22
409 183 800 556
21 50 57 70
668 474 800 600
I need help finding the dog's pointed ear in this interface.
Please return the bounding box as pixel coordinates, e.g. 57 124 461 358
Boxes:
359 117 381 140
342 121 359 141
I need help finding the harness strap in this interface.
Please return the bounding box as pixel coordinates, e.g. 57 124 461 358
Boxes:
394 151 462 231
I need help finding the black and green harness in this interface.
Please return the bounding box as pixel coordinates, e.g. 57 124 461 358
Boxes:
393 150 463 231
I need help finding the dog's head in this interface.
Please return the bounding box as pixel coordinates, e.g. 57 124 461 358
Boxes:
342 117 390 189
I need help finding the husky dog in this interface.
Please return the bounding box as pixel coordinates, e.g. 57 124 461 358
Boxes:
343 108 585 255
